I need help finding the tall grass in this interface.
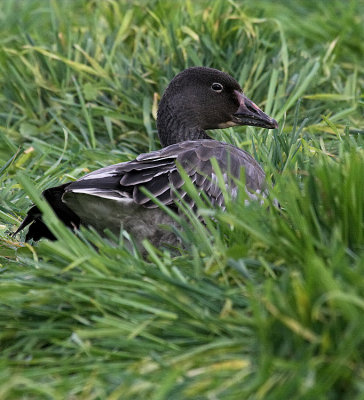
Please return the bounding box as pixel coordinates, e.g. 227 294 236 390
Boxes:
0 0 363 398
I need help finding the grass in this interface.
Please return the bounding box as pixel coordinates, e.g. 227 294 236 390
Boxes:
0 0 363 398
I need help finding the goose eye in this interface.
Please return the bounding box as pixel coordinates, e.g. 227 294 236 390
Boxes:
211 82 223 92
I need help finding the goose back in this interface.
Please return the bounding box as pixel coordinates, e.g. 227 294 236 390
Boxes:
65 139 265 210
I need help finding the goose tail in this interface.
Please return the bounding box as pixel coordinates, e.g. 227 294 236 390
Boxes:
13 183 80 241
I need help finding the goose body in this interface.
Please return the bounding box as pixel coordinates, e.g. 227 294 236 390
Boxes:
15 67 277 248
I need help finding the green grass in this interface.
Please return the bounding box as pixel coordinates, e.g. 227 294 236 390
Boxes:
0 0 363 398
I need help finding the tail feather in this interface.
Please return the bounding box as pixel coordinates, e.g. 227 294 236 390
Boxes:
14 183 80 241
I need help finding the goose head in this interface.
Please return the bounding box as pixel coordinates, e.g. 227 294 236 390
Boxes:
157 66 278 147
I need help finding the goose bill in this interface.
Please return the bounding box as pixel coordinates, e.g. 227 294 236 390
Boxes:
233 90 278 129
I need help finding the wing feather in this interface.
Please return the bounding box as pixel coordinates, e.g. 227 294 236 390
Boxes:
67 139 266 210
16 140 266 241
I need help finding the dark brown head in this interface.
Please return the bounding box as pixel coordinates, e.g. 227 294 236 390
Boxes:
157 67 278 147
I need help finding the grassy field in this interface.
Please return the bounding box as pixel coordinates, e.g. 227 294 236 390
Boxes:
0 0 363 398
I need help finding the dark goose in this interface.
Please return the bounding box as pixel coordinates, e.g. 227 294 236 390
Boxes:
15 67 278 248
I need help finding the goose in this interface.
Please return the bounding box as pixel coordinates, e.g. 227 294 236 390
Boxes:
14 67 278 249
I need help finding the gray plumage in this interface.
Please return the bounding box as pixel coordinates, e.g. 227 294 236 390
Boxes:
15 67 278 249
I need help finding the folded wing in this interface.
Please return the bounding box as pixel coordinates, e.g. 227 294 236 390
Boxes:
16 139 265 241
